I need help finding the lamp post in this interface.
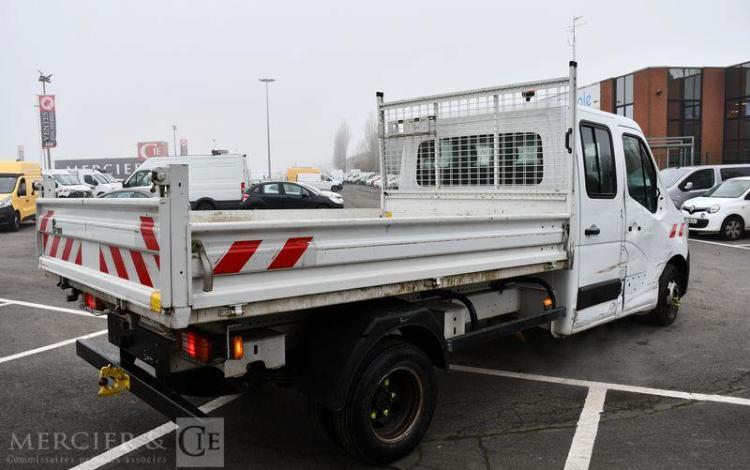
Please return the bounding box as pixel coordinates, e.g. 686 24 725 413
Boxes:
259 78 275 179
171 124 178 156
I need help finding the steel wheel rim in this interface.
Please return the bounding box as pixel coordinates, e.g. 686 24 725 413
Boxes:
666 280 681 314
368 366 424 444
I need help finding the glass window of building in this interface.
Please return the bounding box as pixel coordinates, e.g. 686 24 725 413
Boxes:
724 62 750 163
615 74 634 119
668 68 702 164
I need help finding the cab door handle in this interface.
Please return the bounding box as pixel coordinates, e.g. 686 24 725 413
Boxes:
585 226 600 236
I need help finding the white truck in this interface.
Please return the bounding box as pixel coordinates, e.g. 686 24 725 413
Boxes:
36 63 688 464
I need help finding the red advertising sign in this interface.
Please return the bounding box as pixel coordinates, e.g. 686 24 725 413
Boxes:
179 138 188 156
137 141 169 161
38 95 57 149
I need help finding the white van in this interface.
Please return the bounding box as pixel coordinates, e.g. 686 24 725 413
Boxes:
74 169 122 197
123 155 249 210
296 172 343 192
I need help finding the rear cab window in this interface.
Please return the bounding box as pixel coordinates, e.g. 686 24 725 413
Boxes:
720 167 750 180
580 123 617 198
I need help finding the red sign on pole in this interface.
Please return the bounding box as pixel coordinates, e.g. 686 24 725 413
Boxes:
38 95 57 149
179 138 188 156
137 141 169 161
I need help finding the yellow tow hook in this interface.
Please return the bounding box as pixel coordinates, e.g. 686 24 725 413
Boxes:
98 364 130 397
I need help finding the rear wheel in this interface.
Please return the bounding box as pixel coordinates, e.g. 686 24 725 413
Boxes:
650 263 682 326
332 339 437 465
196 200 216 211
720 216 744 240
10 211 20 232
316 204 331 209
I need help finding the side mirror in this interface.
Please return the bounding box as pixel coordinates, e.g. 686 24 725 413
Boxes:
683 181 694 191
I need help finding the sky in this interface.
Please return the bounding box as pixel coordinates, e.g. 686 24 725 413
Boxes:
1 0 748 174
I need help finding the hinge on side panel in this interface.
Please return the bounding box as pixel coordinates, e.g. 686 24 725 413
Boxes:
219 304 245 318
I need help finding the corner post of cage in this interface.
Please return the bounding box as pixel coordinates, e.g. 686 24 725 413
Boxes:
567 61 578 266
376 92 386 210
161 164 191 328
433 102 440 189
493 94 500 188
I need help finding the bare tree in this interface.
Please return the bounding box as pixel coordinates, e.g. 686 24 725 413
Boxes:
348 114 379 172
332 120 351 171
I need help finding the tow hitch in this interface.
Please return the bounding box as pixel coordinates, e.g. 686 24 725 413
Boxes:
98 365 130 397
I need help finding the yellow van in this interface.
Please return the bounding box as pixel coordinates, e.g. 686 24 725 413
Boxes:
0 161 42 231
286 166 319 182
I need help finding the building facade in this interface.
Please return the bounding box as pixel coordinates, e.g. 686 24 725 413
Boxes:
597 61 749 168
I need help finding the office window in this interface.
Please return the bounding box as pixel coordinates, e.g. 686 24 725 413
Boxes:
668 68 702 163
615 74 634 118
724 62 750 163
580 123 617 198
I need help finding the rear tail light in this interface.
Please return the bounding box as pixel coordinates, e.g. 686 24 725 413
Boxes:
241 192 249 202
81 293 105 313
179 330 215 363
241 182 246 193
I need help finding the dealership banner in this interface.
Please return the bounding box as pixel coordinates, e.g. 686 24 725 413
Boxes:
55 158 139 180
137 141 169 161
38 95 57 148
180 138 188 156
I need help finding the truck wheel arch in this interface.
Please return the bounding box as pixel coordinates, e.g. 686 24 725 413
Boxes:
667 254 689 294
301 302 448 411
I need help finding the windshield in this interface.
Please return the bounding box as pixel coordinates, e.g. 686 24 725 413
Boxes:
659 168 690 187
0 175 18 193
100 173 117 183
94 174 109 184
703 179 750 198
52 174 80 185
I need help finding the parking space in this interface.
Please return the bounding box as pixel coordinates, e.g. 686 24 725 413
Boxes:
1 216 750 469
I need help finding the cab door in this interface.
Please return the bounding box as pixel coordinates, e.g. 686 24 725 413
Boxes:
14 177 32 221
573 122 626 330
621 132 669 313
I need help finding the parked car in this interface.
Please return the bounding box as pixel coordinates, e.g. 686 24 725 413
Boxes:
241 181 344 209
661 164 750 208
123 154 249 210
682 176 750 240
0 161 41 231
74 168 122 197
99 188 154 199
297 172 343 192
43 170 94 199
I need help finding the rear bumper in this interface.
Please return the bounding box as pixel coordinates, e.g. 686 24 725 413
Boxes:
76 338 206 420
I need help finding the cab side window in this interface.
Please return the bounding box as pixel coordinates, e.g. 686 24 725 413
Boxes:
17 178 27 196
623 135 659 213
679 169 714 191
580 123 617 198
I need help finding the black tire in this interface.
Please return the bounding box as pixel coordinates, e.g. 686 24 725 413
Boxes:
720 215 744 241
316 204 331 209
331 338 437 465
196 201 216 211
308 399 336 440
650 263 682 326
10 211 21 232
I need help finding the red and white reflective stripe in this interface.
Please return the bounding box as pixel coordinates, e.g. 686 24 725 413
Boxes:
38 210 54 232
139 216 160 268
42 235 82 266
98 246 159 288
211 236 314 275
669 223 686 239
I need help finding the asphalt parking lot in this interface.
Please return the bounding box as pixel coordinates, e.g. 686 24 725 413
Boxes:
1 200 750 469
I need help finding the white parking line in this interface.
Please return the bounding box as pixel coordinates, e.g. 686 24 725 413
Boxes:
451 364 750 407
0 302 12 308
70 394 242 470
563 387 607 470
689 239 750 250
0 329 107 365
0 297 107 319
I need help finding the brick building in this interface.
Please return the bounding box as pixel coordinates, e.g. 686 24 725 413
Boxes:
596 61 749 168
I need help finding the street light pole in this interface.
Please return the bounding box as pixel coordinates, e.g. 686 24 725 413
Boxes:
259 78 275 179
171 124 178 156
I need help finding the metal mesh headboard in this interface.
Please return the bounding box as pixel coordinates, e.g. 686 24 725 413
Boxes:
377 76 571 199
